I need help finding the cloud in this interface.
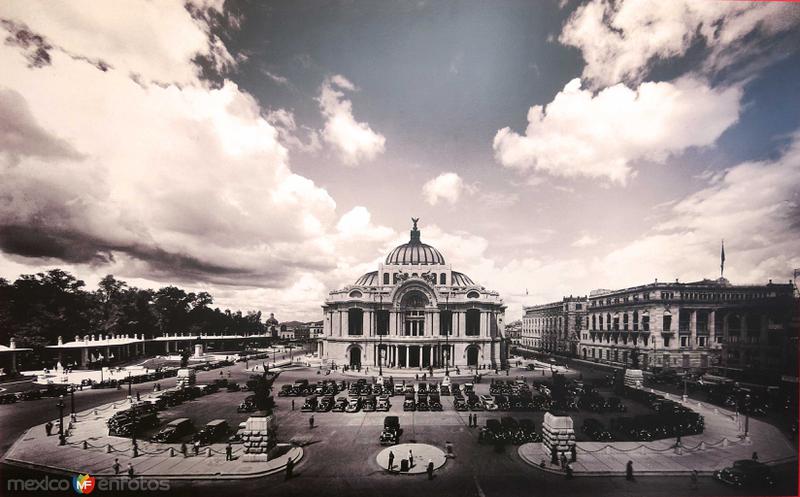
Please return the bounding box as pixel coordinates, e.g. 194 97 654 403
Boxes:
261 69 290 87
267 108 321 154
560 0 799 87
571 234 599 248
422 172 476 206
318 74 386 166
0 0 236 86
493 77 742 185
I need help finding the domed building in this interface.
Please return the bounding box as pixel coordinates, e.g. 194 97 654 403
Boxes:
320 219 507 371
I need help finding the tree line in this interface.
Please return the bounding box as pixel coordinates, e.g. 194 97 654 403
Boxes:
0 269 267 352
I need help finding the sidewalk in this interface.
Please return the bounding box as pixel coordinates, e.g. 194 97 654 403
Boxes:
3 395 303 480
518 388 796 476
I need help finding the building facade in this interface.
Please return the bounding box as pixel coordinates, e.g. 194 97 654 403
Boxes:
521 296 587 355
320 220 507 370
578 278 797 382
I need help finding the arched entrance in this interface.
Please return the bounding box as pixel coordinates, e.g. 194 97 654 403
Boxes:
466 346 479 367
349 347 361 368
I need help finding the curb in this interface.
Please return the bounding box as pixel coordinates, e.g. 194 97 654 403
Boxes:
2 446 304 480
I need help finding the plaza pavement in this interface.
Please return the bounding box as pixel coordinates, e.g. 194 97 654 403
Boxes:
3 387 302 479
518 388 797 476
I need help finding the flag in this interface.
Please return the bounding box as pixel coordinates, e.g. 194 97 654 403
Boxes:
720 240 726 277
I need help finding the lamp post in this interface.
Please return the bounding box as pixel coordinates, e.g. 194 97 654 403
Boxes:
743 393 751 440
131 406 139 458
57 395 65 445
377 293 384 376
445 293 450 377
127 371 132 399
70 385 76 420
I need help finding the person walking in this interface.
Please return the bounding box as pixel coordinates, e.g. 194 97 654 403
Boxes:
45 421 53 436
408 449 414 468
752 451 759 461
285 457 294 480
570 444 577 462
565 462 573 480
388 450 394 470
427 459 434 480
127 463 134 478
181 442 187 457
225 443 233 461
291 399 295 411
626 460 634 481
309 414 315 429
193 440 200 456
112 459 121 475
560 452 567 470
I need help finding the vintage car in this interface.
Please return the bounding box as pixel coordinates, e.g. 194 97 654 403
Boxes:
151 418 194 443
345 396 361 413
193 419 229 445
316 395 334 412
376 396 391 411
416 394 429 411
332 397 348 412
379 416 401 445
429 394 442 411
480 394 498 411
301 395 318 412
237 395 257 413
403 393 416 412
363 395 377 412
714 460 774 488
453 397 468 411
582 418 613 442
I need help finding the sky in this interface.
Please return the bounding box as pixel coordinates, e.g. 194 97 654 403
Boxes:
1 0 799 322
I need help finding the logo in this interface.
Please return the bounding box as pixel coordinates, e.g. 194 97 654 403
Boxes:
73 474 95 494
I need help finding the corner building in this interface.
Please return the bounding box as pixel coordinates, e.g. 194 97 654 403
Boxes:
320 220 507 370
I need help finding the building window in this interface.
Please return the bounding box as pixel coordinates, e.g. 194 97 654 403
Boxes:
642 315 650 331
383 273 390 285
680 336 688 347
622 313 629 331
440 310 452 335
404 310 424 336
663 315 672 332
679 312 690 332
440 273 446 285
663 336 671 347
348 308 363 335
376 310 389 335
697 336 706 347
465 309 481 336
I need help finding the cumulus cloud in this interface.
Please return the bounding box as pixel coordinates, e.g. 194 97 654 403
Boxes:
560 0 799 87
493 77 742 185
318 74 386 166
422 172 475 205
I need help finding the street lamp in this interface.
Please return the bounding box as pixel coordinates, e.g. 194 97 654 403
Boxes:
743 394 751 440
127 371 132 398
377 293 384 377
445 293 450 377
131 407 139 458
57 395 65 445
70 385 76 420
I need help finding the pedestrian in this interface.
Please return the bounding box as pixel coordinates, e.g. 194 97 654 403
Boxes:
427 459 434 480
388 450 394 470
409 449 414 468
193 440 200 456
570 444 577 462
309 414 315 429
565 462 573 480
751 451 759 461
112 458 121 475
225 443 233 461
283 457 294 480
445 441 453 457
626 460 634 481
45 421 53 436
127 463 134 478
181 442 187 457
291 399 295 411
560 452 567 470
690 469 698 489
415 374 419 381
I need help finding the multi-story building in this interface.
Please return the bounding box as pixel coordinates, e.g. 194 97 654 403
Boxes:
320 220 507 370
579 277 797 383
504 320 522 345
522 296 587 355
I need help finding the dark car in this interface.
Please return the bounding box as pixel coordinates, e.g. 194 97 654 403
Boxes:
714 460 774 488
278 384 293 396
316 395 334 412
440 385 451 396
416 395 429 411
582 418 613 442
237 395 257 413
479 419 503 444
380 415 401 445
467 394 484 411
332 397 347 412
301 395 318 412
363 395 377 412
418 383 428 395
429 394 442 411
453 397 468 411
403 394 416 412
151 418 194 443
193 419 229 445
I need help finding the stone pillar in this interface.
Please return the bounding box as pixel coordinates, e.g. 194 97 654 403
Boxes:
194 343 203 358
432 310 440 336
402 346 408 368
690 310 697 351
389 311 398 336
708 310 716 345
341 311 349 337
429 346 434 367
364 310 373 336
81 348 89 368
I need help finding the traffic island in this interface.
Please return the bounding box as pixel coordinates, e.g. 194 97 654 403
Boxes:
376 443 446 475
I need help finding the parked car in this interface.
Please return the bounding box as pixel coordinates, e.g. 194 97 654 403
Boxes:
394 384 405 395
363 395 377 412
193 419 229 445
478 419 503 444
403 393 416 412
714 460 774 488
440 385 451 396
316 395 334 412
429 393 442 411
151 418 194 443
416 395 429 411
453 397 468 411
480 394 498 411
301 395 318 412
417 383 428 395
494 395 510 411
345 397 361 413
237 395 257 413
278 384 293 396
582 418 613 442
467 394 484 411
376 396 391 411
332 397 348 412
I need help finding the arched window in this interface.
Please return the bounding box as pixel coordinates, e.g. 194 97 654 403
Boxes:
466 291 480 299
606 313 611 330
349 290 363 299
383 273 390 285
440 273 446 285
592 315 596 330
633 310 639 331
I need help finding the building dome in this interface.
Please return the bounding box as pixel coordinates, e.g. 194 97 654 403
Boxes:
385 219 445 265
354 271 378 286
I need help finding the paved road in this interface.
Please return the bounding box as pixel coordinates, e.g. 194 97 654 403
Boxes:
1 356 796 497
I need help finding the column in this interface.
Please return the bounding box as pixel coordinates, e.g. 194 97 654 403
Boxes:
402 346 407 368
708 310 716 345
341 310 349 337
389 311 398 336
429 346 434 367
690 310 697 351
433 310 440 336
81 348 89 368
365 310 373 336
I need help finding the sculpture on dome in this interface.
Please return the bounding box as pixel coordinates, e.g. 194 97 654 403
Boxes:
422 270 437 285
411 217 419 229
